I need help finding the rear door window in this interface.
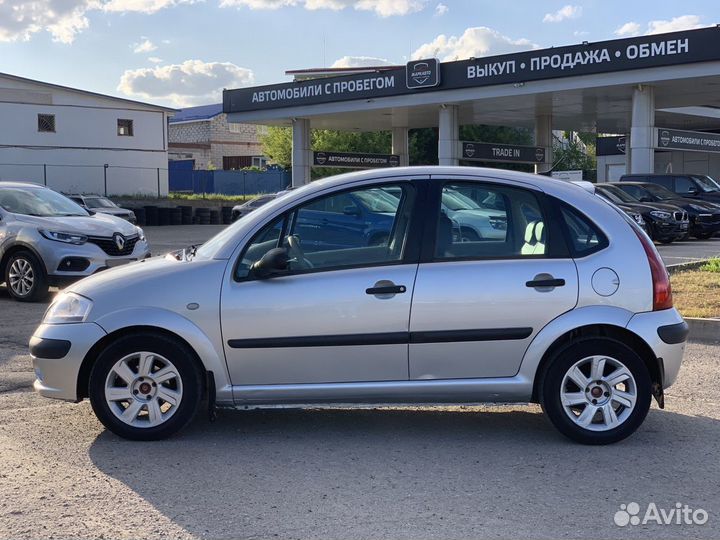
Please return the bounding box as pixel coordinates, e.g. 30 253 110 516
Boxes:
559 204 608 256
650 176 673 190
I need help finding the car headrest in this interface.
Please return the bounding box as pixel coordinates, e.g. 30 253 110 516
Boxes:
524 221 537 243
535 221 545 242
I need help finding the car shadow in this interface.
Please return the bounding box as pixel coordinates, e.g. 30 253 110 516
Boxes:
87 406 720 539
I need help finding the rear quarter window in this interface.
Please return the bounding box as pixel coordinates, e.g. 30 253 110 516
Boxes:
559 204 609 256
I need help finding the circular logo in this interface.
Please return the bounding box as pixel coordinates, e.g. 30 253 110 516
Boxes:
535 148 545 162
614 502 641 527
389 155 400 167
464 144 476 158
315 152 328 165
660 130 671 147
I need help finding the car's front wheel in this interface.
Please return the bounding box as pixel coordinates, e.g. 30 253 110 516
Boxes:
89 333 204 440
4 250 49 302
540 338 651 445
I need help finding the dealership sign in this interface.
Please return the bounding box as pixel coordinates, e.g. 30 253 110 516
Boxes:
406 58 440 89
655 128 720 153
224 27 720 113
462 141 546 164
597 136 627 156
313 151 400 168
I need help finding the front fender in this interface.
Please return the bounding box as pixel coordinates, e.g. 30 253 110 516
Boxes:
93 307 233 404
517 305 636 383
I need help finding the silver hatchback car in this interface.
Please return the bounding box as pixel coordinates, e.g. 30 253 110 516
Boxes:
29 167 688 444
0 182 149 301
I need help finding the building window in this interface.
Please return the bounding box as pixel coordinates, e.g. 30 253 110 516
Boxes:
252 156 268 168
117 119 134 136
38 114 56 133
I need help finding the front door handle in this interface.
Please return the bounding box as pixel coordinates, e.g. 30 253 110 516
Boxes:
526 277 565 288
366 284 407 295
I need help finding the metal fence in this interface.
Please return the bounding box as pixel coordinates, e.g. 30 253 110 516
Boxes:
0 162 168 197
169 168 291 195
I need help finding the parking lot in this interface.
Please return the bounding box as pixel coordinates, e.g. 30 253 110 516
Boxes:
0 225 718 539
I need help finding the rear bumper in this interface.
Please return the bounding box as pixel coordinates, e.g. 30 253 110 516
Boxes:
31 322 107 402
626 308 687 389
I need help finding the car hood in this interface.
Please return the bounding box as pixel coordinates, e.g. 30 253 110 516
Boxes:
620 201 685 214
14 212 137 236
93 207 134 216
668 198 720 212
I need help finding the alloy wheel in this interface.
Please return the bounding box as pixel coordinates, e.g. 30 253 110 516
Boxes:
560 355 638 432
8 258 35 297
104 351 184 428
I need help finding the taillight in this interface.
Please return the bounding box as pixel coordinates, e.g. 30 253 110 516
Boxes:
631 226 673 310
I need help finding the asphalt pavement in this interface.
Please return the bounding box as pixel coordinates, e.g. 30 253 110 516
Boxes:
1 285 719 539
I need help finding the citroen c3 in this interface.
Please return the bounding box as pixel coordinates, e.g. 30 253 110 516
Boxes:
1 182 149 301
29 167 688 444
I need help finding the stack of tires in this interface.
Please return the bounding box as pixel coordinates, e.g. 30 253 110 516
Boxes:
209 210 221 225
221 206 233 225
169 208 182 226
144 205 158 226
195 207 211 225
133 207 146 226
157 207 171 226
179 206 193 225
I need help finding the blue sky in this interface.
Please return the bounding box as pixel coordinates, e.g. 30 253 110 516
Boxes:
1 0 718 108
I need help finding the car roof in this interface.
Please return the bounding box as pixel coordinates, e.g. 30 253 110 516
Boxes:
0 181 48 189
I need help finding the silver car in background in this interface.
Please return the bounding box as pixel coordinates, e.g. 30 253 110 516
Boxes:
0 182 149 301
30 167 687 444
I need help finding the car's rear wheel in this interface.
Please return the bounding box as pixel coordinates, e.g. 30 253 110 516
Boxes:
4 250 49 302
695 232 714 240
89 333 203 440
540 338 651 445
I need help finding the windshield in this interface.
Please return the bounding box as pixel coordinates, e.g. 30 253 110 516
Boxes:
602 184 639 203
0 187 89 217
442 191 481 211
642 183 677 201
84 197 118 208
692 175 720 193
595 186 624 204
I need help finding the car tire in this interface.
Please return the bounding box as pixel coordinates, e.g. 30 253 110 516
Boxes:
658 237 674 244
4 250 49 302
694 232 714 240
539 338 651 445
89 333 204 441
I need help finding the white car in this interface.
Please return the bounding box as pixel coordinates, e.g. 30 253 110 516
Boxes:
30 167 687 444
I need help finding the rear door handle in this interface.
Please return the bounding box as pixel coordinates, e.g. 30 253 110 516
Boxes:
526 278 565 288
366 284 407 295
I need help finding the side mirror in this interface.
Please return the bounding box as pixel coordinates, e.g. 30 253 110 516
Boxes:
250 247 289 279
688 187 699 195
343 205 361 217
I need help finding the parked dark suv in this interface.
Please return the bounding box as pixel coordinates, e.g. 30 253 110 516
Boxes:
611 181 720 239
620 174 720 204
595 184 688 243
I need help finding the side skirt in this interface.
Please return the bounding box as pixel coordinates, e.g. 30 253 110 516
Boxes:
227 376 534 407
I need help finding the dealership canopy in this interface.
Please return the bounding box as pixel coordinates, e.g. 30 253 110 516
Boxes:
224 26 720 185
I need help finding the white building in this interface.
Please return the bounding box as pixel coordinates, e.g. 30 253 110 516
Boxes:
0 72 175 196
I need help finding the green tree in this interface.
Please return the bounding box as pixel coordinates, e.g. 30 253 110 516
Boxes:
552 131 596 172
259 126 293 169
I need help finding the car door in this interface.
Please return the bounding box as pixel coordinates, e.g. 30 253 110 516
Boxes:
409 178 579 380
221 180 422 387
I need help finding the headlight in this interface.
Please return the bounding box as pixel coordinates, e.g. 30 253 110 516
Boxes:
43 293 93 324
649 210 671 220
136 226 146 242
38 229 87 245
629 212 645 225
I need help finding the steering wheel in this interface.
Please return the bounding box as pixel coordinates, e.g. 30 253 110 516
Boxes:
285 235 314 269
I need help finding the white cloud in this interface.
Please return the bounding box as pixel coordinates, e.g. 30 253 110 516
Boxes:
412 26 537 62
615 15 705 37
331 55 395 68
434 2 447 16
646 15 705 34
220 0 427 16
543 4 581 23
118 59 255 107
0 0 92 43
0 0 198 43
102 0 200 13
132 38 157 53
148 56 163 63
614 21 641 37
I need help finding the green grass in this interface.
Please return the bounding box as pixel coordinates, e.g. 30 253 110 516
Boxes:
168 192 255 202
699 258 720 273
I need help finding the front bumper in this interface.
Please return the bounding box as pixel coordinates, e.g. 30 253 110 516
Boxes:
626 308 687 390
40 237 150 282
691 215 720 234
31 322 107 402
649 219 688 240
